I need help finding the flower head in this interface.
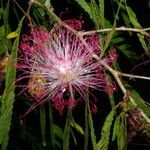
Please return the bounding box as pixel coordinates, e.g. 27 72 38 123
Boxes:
18 21 116 114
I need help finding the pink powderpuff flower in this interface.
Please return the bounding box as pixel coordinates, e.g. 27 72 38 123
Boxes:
17 21 117 115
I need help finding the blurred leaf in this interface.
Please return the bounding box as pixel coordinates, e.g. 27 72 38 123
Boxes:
70 129 77 146
63 109 72 150
120 49 137 60
0 25 5 55
70 119 84 135
111 36 137 60
118 44 130 50
40 105 46 147
53 124 63 148
99 0 104 27
37 7 46 17
84 104 89 150
6 31 18 39
53 124 63 140
111 37 125 44
0 39 6 56
0 26 5 41
97 110 115 150
0 8 3 19
45 0 52 8
88 107 98 150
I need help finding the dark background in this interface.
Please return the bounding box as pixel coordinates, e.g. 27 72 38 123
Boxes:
1 0 149 150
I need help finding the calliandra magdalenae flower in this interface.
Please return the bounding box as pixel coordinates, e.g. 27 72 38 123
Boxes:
17 20 117 115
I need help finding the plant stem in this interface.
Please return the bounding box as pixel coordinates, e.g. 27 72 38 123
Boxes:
82 27 150 37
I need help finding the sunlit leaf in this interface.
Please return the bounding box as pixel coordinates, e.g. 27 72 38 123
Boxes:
6 31 18 39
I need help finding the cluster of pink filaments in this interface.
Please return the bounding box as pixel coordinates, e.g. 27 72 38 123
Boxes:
18 20 117 114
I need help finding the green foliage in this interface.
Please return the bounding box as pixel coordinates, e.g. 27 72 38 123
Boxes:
40 105 46 146
63 109 72 150
112 112 127 150
70 119 84 135
97 110 115 150
74 0 93 20
130 90 150 116
126 5 148 52
88 106 98 150
0 26 5 56
0 17 24 150
111 35 137 60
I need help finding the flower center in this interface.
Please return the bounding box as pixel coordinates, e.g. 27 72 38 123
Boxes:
58 62 76 83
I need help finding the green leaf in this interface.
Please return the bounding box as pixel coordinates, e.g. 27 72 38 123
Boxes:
53 124 63 140
126 6 140 28
45 0 52 8
112 115 120 141
0 17 24 150
84 104 89 150
99 0 104 27
117 113 127 150
63 109 72 150
0 25 5 41
120 49 137 60
111 37 125 44
53 124 63 148
130 90 150 115
40 105 46 147
111 36 137 60
70 129 77 146
6 31 18 39
103 0 123 52
0 39 6 56
88 107 98 150
112 112 127 150
74 0 93 20
126 6 148 52
118 44 130 50
97 110 115 150
89 0 103 29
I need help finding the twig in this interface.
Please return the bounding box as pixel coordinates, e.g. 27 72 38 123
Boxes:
117 72 150 80
82 27 150 37
102 62 150 123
